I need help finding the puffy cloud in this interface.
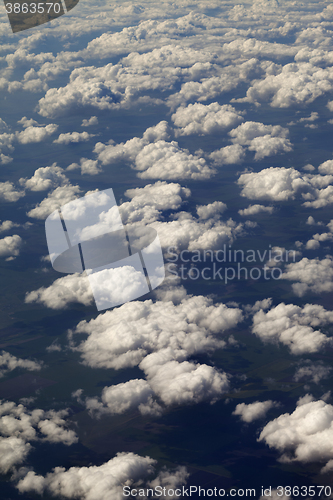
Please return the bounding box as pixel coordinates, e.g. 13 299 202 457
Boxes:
233 400 279 422
67 158 101 175
69 294 238 411
252 302 333 354
141 359 229 407
229 122 292 160
238 204 274 216
303 185 333 208
19 163 68 191
0 351 42 377
258 398 333 473
239 62 333 108
305 239 320 250
17 117 44 128
0 153 13 164
27 184 82 219
96 123 214 179
248 135 293 160
0 437 30 474
119 181 191 225
84 379 154 417
134 140 213 180
70 295 243 371
209 144 245 166
293 360 332 384
151 211 243 251
0 235 22 258
167 58 260 110
53 131 95 144
35 38 259 118
230 122 288 145
241 170 316 210
0 220 20 233
196 201 227 220
82 359 230 416
237 167 311 201
94 121 170 166
0 182 25 202
25 273 93 309
0 400 77 473
318 159 333 174
17 452 188 500
15 124 58 144
81 116 98 127
282 256 333 296
171 102 244 136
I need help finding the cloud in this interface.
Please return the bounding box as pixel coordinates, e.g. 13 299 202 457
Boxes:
318 159 333 174
229 121 292 160
53 131 95 144
81 359 230 416
237 167 310 201
141 359 230 407
209 144 245 166
0 235 22 258
238 62 333 108
0 220 20 233
119 181 191 225
151 212 243 251
171 102 244 136
0 351 43 377
252 302 333 354
95 121 213 181
196 201 227 220
0 152 13 164
293 360 332 384
282 256 333 296
15 124 58 144
238 204 274 216
94 121 170 165
17 117 44 128
134 140 213 180
96 121 215 180
67 158 101 175
237 166 333 207
84 379 155 417
17 452 188 500
70 295 243 371
0 400 77 473
0 182 25 202
233 400 279 422
118 180 242 252
19 163 68 191
229 121 289 146
0 437 30 474
25 273 93 309
94 121 220 180
81 116 98 127
64 292 243 412
258 398 333 473
27 184 82 219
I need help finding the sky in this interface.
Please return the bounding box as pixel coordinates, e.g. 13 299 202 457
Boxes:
1 0 333 498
